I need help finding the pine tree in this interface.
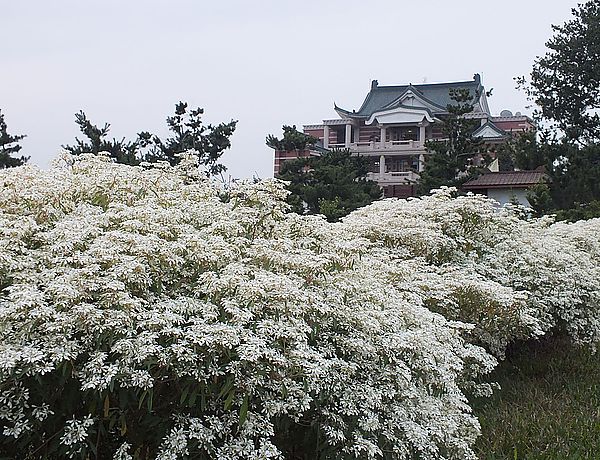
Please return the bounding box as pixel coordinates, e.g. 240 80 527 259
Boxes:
417 88 487 194
62 111 140 165
0 109 29 169
517 0 600 143
516 1 600 221
266 125 317 152
278 149 381 222
490 131 544 172
139 102 237 176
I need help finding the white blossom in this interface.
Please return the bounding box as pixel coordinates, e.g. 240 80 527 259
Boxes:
0 155 597 459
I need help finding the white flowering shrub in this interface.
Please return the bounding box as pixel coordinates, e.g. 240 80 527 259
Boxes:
0 155 496 459
343 189 600 356
481 217 600 348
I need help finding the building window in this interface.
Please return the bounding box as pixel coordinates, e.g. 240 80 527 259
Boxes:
387 127 419 142
368 157 380 173
385 157 414 172
334 127 345 145
402 127 418 141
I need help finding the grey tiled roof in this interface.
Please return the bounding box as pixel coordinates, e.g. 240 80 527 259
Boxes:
344 76 483 118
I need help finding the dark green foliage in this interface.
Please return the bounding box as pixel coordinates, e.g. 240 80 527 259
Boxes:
525 140 600 220
417 88 487 195
547 142 600 212
526 183 554 217
511 131 546 170
492 131 544 172
516 0 600 144
515 1 600 221
495 148 515 172
473 334 600 459
63 104 236 174
0 362 258 459
555 200 600 221
278 149 381 222
140 102 237 176
0 109 29 168
266 125 318 152
62 111 141 165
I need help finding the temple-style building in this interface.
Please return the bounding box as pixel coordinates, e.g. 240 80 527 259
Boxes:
272 74 535 198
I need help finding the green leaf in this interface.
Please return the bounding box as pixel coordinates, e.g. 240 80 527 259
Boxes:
103 394 110 418
239 394 249 426
147 389 153 411
138 390 148 410
218 377 234 400
224 389 235 411
180 386 190 405
188 388 198 407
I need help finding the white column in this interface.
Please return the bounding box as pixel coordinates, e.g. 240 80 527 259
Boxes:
419 125 426 144
323 125 329 149
345 123 352 148
353 125 360 143
418 154 425 172
379 155 386 175
380 127 387 146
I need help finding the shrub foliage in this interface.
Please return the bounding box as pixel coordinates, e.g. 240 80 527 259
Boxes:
0 155 495 459
0 156 599 459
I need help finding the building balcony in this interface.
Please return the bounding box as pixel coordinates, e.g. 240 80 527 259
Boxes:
327 140 426 155
367 171 421 185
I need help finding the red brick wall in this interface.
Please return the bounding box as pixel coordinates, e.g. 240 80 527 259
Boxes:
359 126 380 142
274 149 311 176
493 119 535 133
383 184 416 199
305 128 324 139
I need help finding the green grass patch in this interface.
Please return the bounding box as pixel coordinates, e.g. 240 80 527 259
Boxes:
472 334 600 459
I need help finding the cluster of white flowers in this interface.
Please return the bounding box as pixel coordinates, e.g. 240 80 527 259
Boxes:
0 154 598 459
343 189 600 356
61 415 95 447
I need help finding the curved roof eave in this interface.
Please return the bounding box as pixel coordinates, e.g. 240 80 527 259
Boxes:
366 106 436 125
333 103 351 117
355 89 377 115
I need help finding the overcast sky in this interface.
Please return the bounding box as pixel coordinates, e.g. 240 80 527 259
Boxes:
1 0 581 179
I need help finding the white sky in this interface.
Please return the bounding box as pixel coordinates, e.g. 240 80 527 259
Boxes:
1 0 581 179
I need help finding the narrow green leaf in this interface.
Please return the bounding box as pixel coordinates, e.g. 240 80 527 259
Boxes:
224 389 235 411
239 394 249 426
180 386 189 405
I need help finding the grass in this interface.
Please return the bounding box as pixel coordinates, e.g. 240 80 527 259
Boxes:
472 334 600 459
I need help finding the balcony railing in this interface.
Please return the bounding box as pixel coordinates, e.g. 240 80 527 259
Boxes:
367 171 421 184
349 140 424 153
326 139 453 153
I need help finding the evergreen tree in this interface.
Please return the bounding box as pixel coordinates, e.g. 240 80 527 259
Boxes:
547 143 600 217
521 138 600 220
62 111 140 165
278 149 381 222
490 131 544 172
417 88 487 194
266 125 317 151
495 148 515 172
516 1 600 221
139 102 237 176
63 104 237 175
510 131 546 171
0 109 29 168
517 0 600 143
